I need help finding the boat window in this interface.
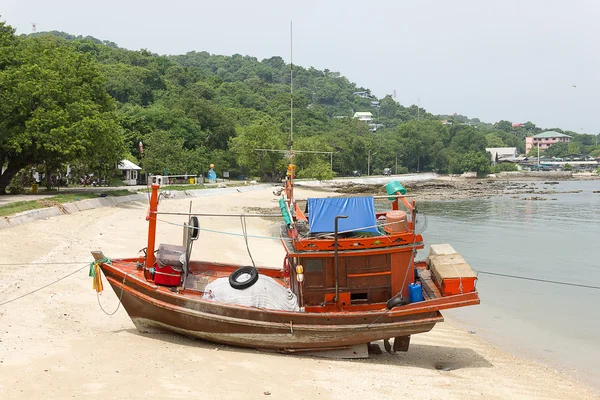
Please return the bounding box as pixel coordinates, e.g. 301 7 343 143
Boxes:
350 292 368 303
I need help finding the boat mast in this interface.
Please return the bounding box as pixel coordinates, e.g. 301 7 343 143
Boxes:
286 21 296 206
145 183 160 271
290 20 293 152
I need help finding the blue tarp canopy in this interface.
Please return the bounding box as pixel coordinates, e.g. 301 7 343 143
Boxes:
307 196 378 234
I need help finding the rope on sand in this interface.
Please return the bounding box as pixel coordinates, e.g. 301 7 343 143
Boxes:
0 263 89 307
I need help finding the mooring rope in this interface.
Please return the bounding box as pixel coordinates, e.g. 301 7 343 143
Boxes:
0 263 89 307
96 274 127 316
473 269 600 290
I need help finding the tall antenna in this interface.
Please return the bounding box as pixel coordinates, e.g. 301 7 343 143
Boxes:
290 21 293 150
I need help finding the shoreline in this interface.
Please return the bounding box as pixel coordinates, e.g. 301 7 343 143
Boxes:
323 174 600 201
0 185 598 398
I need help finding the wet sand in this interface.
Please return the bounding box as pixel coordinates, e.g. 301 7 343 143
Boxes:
0 187 597 399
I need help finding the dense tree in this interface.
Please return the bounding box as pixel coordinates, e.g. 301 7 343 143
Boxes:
494 120 513 132
2 23 597 193
396 121 448 172
229 116 288 181
0 28 124 194
541 143 568 157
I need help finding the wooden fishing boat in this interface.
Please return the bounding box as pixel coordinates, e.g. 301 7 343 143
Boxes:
93 168 479 357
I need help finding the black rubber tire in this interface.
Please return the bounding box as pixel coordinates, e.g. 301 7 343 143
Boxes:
386 296 410 310
229 266 259 290
189 216 200 240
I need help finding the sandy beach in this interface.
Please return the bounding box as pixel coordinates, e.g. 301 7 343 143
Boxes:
0 186 598 399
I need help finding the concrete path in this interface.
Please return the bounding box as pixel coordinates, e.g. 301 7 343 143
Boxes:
0 183 274 230
0 194 56 206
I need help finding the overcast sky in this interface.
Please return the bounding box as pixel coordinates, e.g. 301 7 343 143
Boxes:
2 0 599 134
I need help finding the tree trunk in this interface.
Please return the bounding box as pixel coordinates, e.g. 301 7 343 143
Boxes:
257 153 265 180
0 161 25 195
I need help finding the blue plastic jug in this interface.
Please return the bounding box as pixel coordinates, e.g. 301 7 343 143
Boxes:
408 282 424 303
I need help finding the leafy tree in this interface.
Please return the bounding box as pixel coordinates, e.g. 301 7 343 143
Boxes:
141 130 187 175
542 143 568 157
0 29 124 194
567 141 581 155
492 163 518 173
494 120 513 132
486 133 505 148
229 116 288 181
296 159 334 181
396 120 448 172
448 151 491 176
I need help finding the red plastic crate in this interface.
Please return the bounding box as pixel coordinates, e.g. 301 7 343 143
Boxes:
154 264 182 286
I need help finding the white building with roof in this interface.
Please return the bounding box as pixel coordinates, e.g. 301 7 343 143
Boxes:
353 112 373 123
116 159 142 186
486 147 518 165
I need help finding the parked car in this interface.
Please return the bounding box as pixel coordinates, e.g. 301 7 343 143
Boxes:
352 170 361 177
383 168 392 176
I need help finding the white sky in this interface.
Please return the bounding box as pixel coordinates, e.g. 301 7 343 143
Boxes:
2 0 599 133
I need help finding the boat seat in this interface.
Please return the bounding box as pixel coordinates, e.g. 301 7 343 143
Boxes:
157 243 187 272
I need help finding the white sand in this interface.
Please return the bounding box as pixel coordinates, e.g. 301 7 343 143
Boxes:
0 187 597 399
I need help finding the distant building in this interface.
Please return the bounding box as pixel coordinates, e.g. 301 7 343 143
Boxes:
525 131 572 153
512 122 524 128
368 123 385 132
486 147 518 165
116 159 142 186
352 91 371 99
353 112 373 123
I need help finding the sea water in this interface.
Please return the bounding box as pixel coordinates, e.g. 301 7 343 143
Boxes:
415 180 600 389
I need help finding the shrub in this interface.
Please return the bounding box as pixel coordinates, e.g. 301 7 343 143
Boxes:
492 163 519 173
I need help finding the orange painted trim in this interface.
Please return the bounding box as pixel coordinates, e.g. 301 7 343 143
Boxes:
347 271 391 278
304 292 480 313
284 242 424 258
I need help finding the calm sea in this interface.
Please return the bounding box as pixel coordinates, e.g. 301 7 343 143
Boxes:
414 180 600 389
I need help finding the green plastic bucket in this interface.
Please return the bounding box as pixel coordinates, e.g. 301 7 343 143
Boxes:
385 180 406 200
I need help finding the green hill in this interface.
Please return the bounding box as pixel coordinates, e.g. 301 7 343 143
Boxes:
1 23 598 193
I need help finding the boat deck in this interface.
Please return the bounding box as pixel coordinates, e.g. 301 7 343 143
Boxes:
103 257 478 316
417 268 443 300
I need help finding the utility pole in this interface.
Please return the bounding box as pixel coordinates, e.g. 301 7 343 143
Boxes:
395 154 398 175
368 150 371 176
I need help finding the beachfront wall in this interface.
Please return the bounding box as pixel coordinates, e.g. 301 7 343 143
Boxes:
525 131 572 153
